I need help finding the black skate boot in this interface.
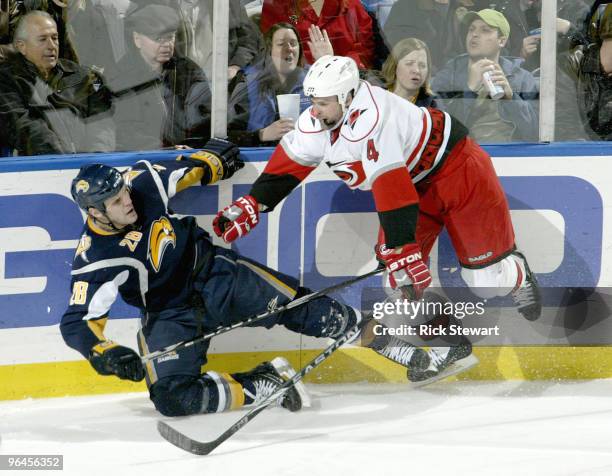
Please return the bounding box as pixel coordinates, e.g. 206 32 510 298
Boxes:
409 337 478 385
511 251 542 321
366 331 431 379
232 357 311 412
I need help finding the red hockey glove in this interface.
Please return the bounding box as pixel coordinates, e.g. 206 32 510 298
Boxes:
377 243 432 299
213 195 259 243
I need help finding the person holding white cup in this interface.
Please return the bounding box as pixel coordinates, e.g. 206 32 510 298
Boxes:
228 23 334 146
276 93 301 123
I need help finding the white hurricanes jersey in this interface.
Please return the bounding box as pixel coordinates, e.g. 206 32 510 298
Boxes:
249 80 466 248
280 80 453 190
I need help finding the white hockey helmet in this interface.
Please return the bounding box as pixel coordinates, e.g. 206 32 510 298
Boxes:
303 55 360 113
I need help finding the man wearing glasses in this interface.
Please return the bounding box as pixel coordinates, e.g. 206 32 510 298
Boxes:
108 4 213 151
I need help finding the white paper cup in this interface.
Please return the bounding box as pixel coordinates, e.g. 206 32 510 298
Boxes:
277 94 301 122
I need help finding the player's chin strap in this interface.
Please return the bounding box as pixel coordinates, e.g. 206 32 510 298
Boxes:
92 206 136 234
90 186 134 233
327 115 346 132
92 214 123 233
140 266 383 365
330 89 356 129
340 84 359 114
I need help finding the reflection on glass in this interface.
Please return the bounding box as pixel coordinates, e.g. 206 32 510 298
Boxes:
2 0 611 157
107 4 212 151
228 21 310 146
381 37 439 108
0 10 114 156
260 0 375 69
431 8 539 143
175 0 262 82
555 2 612 141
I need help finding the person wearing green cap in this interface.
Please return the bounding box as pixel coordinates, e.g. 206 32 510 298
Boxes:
431 8 539 143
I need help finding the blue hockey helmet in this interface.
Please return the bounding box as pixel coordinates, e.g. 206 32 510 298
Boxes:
71 164 124 211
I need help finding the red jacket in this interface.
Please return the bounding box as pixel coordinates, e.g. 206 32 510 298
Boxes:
260 0 374 69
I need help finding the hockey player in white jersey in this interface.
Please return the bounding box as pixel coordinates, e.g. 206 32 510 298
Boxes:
214 55 541 381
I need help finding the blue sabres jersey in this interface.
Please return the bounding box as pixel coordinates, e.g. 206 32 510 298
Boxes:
60 158 212 358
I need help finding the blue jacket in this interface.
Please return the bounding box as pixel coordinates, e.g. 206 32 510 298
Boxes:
431 54 539 142
243 64 310 132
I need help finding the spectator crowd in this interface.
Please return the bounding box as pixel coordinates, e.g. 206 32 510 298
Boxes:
0 0 610 156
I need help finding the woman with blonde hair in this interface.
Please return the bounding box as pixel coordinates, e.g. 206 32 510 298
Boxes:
381 37 438 108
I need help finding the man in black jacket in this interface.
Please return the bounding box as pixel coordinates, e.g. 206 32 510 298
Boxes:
107 4 212 151
127 0 263 81
0 10 114 156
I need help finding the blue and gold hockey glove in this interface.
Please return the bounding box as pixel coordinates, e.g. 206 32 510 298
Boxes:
89 341 145 382
189 138 244 184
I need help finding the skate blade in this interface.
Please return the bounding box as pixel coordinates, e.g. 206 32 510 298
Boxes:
409 354 479 389
271 357 312 408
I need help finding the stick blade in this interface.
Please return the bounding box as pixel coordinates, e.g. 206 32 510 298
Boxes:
157 420 216 456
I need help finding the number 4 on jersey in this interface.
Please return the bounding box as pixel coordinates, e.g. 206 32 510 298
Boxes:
367 139 379 162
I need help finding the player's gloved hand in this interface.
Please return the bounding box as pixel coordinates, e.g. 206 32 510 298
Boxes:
188 137 244 184
213 195 259 243
377 243 432 299
89 341 145 382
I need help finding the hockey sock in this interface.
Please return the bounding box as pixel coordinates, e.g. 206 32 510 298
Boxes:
199 371 246 412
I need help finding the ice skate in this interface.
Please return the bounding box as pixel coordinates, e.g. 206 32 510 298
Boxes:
408 338 479 387
368 332 431 375
511 251 542 321
233 357 311 411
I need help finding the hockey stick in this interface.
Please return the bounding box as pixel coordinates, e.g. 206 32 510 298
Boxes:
141 266 382 364
157 322 361 455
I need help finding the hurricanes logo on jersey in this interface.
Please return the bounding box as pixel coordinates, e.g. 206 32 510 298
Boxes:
309 108 318 128
345 108 367 130
332 161 367 188
148 217 176 272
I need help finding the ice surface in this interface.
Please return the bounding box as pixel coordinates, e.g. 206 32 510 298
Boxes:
2 380 612 476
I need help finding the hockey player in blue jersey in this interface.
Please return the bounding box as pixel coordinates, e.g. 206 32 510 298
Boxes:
61 138 432 417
